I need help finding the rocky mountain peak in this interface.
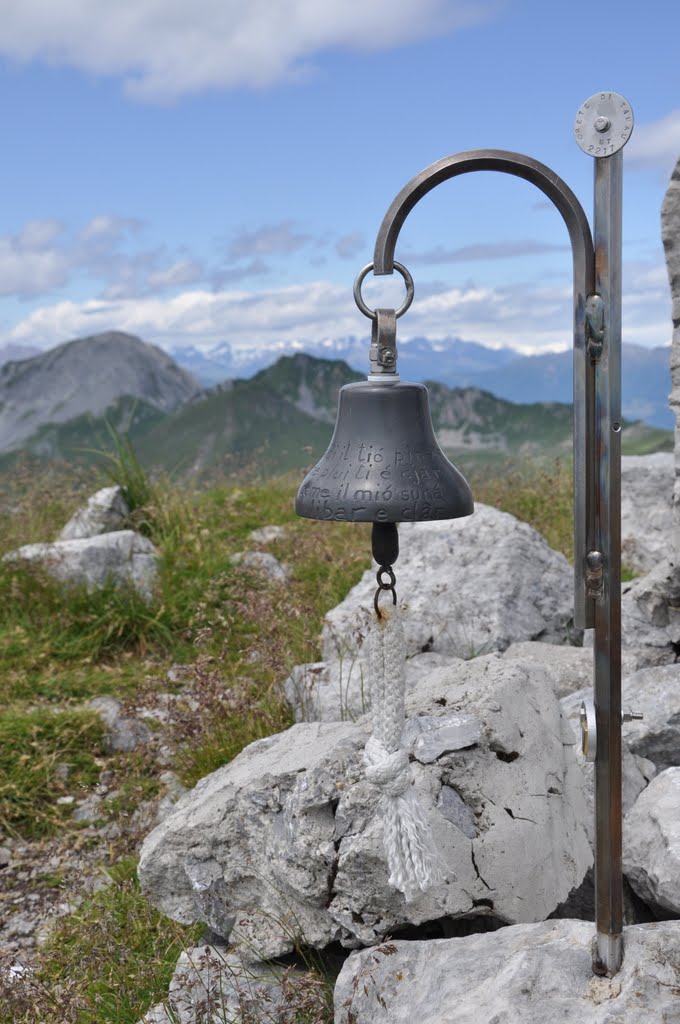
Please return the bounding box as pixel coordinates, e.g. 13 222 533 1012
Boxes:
0 330 201 453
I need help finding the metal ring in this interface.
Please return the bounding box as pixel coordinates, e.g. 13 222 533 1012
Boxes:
353 261 414 321
374 585 397 617
376 566 396 589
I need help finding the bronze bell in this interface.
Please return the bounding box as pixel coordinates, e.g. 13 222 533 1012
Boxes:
296 379 473 523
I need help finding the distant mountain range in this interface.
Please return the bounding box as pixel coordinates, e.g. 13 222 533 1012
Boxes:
168 336 673 430
0 332 670 479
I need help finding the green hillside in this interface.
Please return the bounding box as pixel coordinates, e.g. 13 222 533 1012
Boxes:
0 352 672 480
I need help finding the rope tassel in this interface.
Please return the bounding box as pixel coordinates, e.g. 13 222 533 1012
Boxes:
363 604 442 901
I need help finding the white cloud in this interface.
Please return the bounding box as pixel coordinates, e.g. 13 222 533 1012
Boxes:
402 240 569 264
0 0 496 101
0 220 70 297
335 232 365 260
626 109 680 174
0 214 210 300
226 221 313 260
4 256 672 357
79 215 143 243
146 260 204 290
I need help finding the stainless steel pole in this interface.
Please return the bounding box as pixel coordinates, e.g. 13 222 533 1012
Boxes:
593 145 624 976
574 91 633 976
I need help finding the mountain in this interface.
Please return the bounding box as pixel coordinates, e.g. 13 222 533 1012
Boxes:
125 354 673 477
169 336 518 387
465 343 673 430
0 343 40 367
170 337 673 430
0 350 671 478
0 331 201 453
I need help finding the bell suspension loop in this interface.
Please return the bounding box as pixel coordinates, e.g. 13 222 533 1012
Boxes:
364 523 443 900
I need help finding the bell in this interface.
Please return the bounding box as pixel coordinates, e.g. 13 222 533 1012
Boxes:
296 380 473 523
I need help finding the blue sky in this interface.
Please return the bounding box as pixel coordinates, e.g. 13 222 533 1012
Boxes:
0 0 678 362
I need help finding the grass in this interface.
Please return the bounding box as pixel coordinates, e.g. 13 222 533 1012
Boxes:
0 707 105 838
471 457 574 560
0 451 596 1022
1 858 204 1024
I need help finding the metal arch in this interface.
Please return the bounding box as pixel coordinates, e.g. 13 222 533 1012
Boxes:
371 149 597 629
372 149 593 282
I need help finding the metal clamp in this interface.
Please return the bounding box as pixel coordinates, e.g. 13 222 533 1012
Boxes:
354 260 414 321
369 308 398 375
585 294 605 361
580 699 597 762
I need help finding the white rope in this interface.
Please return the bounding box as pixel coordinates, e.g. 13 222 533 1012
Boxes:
363 604 442 901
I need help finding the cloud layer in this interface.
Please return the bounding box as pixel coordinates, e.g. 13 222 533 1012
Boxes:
0 0 493 101
627 109 680 175
3 257 670 359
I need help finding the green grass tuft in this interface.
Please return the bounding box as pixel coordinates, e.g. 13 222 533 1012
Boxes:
0 707 105 837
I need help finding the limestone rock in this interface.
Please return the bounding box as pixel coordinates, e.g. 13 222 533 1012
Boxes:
502 640 593 698
58 485 130 540
304 505 578 721
335 920 680 1024
138 653 591 959
231 550 291 583
619 663 680 770
286 650 459 723
89 696 153 753
560 688 656 845
661 157 680 539
3 529 159 601
621 454 675 574
591 557 680 668
324 507 578 663
624 768 680 914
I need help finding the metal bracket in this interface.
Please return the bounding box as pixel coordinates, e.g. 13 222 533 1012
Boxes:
580 699 597 762
585 294 605 361
585 550 604 600
369 309 398 376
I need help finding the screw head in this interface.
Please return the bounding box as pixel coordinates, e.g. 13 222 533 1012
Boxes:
594 116 611 133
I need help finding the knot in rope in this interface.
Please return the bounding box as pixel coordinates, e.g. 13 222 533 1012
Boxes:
364 599 444 900
363 736 411 797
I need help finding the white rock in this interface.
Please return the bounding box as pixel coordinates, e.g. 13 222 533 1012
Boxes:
334 920 680 1024
401 714 483 763
587 557 680 668
58 485 130 540
231 550 291 583
323 507 578 667
249 525 286 544
502 641 593 698
138 653 591 959
619 663 680 770
294 505 578 722
621 454 674 574
661 157 680 547
89 696 153 753
3 529 159 601
624 768 680 913
560 688 657 845
286 650 459 723
72 794 103 823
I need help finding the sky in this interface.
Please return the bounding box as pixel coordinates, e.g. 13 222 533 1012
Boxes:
0 0 679 364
